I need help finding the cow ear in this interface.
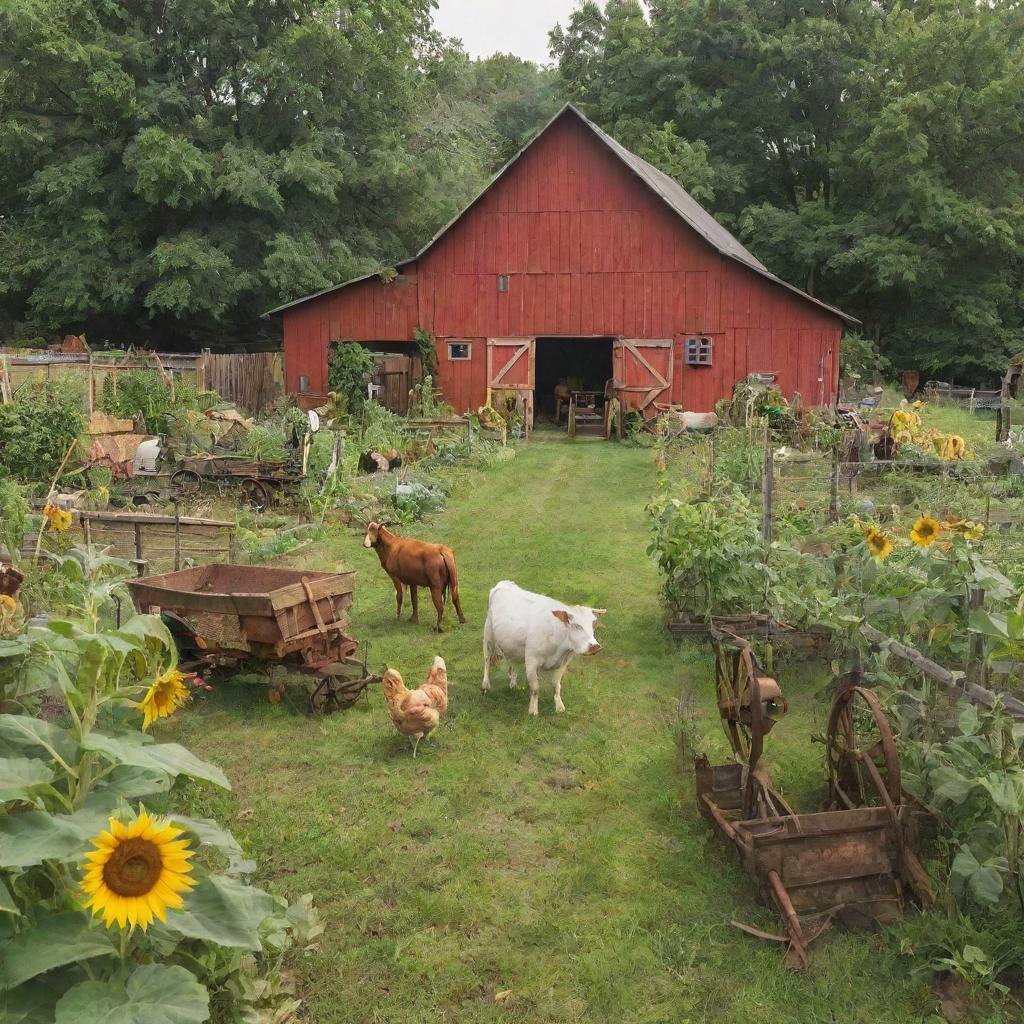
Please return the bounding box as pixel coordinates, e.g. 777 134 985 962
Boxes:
551 609 571 626
592 608 607 617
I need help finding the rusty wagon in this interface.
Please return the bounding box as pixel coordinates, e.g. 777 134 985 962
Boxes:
695 630 932 967
126 564 379 713
170 453 304 510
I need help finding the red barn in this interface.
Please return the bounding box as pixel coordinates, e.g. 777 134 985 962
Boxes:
270 104 855 421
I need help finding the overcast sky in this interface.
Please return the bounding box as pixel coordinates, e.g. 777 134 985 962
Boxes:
433 0 584 64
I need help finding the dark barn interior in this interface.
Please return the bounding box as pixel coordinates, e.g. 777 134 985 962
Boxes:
534 337 613 419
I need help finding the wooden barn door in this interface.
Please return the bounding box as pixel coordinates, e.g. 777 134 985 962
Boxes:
612 339 673 417
486 338 535 432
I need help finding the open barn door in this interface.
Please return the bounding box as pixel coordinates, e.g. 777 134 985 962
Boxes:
612 339 673 417
487 337 535 434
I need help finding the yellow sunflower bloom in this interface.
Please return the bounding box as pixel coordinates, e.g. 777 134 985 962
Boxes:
864 527 894 562
910 516 942 547
42 504 73 532
81 812 195 931
136 669 191 731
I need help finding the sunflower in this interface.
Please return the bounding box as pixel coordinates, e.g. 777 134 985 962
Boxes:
136 669 191 731
864 527 894 562
910 516 942 547
42 503 72 532
945 518 985 542
81 812 195 931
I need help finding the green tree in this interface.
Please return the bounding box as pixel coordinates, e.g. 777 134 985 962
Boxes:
0 0 487 348
551 0 1024 381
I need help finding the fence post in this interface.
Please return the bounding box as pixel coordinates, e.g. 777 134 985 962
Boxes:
761 428 773 544
967 588 986 684
828 446 839 524
173 500 182 572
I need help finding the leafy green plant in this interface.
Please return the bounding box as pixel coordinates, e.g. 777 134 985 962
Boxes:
0 377 85 483
99 369 198 434
0 476 28 562
414 327 438 380
647 484 766 620
327 342 375 415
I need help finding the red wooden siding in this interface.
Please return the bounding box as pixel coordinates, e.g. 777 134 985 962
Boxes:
282 110 844 413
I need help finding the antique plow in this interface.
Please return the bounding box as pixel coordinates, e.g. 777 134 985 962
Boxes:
695 630 932 967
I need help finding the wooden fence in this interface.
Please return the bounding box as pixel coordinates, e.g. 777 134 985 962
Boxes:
0 349 283 413
196 351 283 412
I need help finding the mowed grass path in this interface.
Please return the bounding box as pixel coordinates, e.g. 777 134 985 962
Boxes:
168 438 932 1023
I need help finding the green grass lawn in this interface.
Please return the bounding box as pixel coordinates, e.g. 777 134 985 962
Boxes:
165 438 936 1023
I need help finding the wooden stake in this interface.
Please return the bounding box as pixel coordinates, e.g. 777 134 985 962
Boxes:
761 428 773 544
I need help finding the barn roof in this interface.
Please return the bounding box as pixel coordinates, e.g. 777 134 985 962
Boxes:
267 104 858 325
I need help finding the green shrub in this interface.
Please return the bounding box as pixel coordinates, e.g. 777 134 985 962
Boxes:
0 377 86 482
0 476 29 560
647 484 766 620
98 369 198 433
327 342 375 414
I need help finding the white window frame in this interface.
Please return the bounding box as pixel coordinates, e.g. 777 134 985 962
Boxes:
447 341 472 361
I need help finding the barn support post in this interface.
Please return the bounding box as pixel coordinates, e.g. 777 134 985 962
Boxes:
761 429 774 544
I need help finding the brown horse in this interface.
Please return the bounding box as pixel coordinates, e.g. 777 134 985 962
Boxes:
363 522 466 631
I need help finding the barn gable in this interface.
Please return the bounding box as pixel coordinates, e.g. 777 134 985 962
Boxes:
273 105 853 414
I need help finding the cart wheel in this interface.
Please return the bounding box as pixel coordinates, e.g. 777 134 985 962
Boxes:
171 470 202 495
241 478 271 510
825 685 901 810
308 673 371 714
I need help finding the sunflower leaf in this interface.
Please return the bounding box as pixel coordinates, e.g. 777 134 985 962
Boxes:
0 715 78 763
0 756 56 803
54 963 209 1024
0 806 113 867
161 874 276 949
81 733 229 790
0 910 116 988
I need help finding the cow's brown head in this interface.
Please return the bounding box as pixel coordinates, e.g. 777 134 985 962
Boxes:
363 522 382 549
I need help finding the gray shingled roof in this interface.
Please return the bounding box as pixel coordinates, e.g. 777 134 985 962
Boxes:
267 104 857 325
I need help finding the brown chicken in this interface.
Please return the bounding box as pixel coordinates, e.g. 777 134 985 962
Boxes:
381 655 448 757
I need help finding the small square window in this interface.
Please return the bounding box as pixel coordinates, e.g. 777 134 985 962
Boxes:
498 274 509 293
448 342 471 361
685 337 713 366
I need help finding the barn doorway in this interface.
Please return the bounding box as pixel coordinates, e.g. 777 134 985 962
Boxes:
534 336 614 422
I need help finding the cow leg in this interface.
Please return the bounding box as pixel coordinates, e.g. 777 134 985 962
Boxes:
526 659 542 716
552 664 568 713
481 622 492 693
452 587 467 625
409 585 419 623
393 579 404 618
430 586 445 632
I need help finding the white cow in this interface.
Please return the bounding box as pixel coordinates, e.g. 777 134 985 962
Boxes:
481 580 605 716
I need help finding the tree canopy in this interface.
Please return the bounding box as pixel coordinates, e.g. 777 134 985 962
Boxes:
0 0 556 349
550 0 1024 379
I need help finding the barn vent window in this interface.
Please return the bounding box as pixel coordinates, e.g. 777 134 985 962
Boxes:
448 342 471 361
497 274 509 293
684 337 713 366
